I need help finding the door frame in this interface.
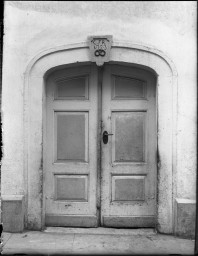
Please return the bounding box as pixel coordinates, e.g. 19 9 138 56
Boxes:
23 41 177 233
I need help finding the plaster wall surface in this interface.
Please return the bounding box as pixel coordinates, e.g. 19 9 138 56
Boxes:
1 1 197 233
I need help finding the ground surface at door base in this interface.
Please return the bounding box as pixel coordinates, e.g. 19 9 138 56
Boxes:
2 230 194 255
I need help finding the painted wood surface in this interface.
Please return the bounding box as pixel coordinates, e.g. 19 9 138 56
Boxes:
101 64 157 227
44 64 156 227
44 65 98 226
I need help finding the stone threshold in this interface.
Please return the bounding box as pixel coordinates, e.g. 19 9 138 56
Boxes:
44 227 157 236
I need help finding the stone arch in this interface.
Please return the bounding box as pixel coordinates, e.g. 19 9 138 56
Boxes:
24 41 177 233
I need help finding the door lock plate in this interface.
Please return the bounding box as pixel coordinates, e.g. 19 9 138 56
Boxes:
103 131 113 144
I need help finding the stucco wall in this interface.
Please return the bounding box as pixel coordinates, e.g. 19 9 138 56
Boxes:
1 1 197 234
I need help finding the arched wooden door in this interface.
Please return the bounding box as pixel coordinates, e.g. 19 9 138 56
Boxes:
44 63 157 227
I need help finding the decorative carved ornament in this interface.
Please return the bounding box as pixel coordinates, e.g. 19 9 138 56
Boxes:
88 35 113 66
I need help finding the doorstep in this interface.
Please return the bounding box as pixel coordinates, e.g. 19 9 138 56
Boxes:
44 227 157 235
1 228 195 255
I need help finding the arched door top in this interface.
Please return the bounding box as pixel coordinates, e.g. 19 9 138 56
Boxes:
25 41 177 79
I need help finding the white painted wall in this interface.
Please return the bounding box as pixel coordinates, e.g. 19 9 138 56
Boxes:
1 1 197 225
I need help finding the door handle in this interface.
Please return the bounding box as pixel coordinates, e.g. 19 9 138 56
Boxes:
103 131 113 144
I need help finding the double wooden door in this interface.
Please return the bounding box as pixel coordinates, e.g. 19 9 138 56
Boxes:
44 64 157 227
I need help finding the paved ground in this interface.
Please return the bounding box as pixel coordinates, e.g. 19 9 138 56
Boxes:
1 227 195 255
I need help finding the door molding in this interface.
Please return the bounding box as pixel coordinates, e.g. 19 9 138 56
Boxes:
24 41 178 233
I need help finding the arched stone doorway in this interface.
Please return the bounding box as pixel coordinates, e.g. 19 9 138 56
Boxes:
24 42 177 233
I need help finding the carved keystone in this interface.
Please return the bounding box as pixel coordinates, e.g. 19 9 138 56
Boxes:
88 35 113 66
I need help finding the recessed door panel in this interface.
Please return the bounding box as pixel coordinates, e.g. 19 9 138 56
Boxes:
55 76 88 99
55 112 88 162
112 112 146 162
54 175 88 201
112 76 146 99
112 175 145 201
